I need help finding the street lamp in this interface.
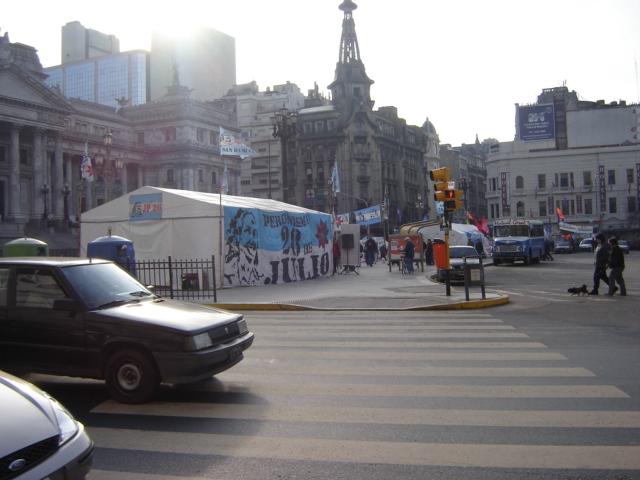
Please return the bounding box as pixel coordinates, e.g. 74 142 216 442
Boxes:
41 183 50 222
271 108 298 204
415 193 423 221
94 131 124 202
62 182 71 222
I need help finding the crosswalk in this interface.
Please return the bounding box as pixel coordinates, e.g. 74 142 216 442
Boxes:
87 311 640 479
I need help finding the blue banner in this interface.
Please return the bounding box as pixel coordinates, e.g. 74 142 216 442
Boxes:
518 104 555 141
354 205 381 226
223 206 332 286
130 193 163 222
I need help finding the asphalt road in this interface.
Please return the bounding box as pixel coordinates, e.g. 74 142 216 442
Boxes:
28 251 640 480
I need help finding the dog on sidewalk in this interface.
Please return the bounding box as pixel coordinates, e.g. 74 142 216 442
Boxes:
568 284 589 296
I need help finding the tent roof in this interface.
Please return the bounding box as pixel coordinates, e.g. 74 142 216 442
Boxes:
81 186 328 223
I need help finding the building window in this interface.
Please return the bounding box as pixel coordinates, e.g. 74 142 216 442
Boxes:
515 176 524 189
197 129 204 142
212 172 217 184
628 196 637 213
0 145 6 162
210 131 217 145
584 198 593 215
328 121 335 134
198 169 204 183
167 169 174 182
627 169 634 186
583 171 592 187
354 120 364 135
306 167 312 183
538 201 546 216
516 201 525 217
608 169 616 185
609 197 617 213
318 167 325 183
537 174 545 189
303 123 312 134
20 148 29 165
315 122 324 134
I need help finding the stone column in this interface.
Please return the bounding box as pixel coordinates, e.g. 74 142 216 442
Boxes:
137 165 144 189
119 161 128 196
32 128 46 219
8 124 24 222
52 133 65 220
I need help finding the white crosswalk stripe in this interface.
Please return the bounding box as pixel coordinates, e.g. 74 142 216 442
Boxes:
87 311 640 478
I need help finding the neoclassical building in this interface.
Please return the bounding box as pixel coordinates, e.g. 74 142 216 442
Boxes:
0 36 240 251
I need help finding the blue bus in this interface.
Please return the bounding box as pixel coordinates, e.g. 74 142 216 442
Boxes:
492 219 545 266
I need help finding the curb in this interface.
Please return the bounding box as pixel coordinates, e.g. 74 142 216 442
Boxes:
209 294 509 311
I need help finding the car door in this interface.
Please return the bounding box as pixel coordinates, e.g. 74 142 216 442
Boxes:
4 266 87 375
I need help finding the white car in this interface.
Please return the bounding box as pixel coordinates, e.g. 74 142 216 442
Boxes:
0 370 93 479
579 238 596 252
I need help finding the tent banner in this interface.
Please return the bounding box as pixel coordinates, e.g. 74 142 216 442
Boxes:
130 193 163 222
223 206 332 286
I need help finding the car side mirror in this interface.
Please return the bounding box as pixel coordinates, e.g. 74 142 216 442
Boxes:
53 298 81 312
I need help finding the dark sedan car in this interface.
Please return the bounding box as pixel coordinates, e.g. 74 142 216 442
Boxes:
0 258 254 404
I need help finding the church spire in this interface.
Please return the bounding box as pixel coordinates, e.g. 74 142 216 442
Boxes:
328 0 374 109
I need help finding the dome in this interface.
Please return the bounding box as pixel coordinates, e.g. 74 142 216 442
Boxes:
422 117 437 134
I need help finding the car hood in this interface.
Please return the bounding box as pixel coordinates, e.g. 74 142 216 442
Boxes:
92 299 242 334
0 372 59 457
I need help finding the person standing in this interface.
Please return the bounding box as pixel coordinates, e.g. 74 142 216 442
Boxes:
605 237 626 296
364 235 378 267
404 237 415 274
589 233 609 295
425 239 434 265
332 238 341 275
543 238 554 261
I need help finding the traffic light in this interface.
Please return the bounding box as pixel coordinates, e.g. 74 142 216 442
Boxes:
430 167 450 202
444 189 464 211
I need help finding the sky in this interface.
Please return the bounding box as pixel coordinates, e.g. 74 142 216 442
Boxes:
3 0 640 147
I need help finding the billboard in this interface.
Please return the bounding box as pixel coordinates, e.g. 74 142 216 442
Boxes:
518 104 555 141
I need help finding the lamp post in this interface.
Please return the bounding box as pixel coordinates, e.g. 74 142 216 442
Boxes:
41 183 50 222
271 108 298 204
457 177 471 222
94 131 124 202
62 182 71 222
415 193 423 221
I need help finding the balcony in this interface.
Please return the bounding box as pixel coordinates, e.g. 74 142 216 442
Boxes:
512 188 527 196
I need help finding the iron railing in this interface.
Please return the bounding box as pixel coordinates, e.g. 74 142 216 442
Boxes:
125 256 217 302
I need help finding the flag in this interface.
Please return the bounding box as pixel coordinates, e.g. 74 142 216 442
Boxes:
81 142 94 182
556 206 565 220
481 215 490 235
546 218 552 234
331 159 340 195
422 214 428 221
354 205 381 226
335 213 349 231
219 127 258 159
221 164 228 194
530 208 534 218
397 207 402 223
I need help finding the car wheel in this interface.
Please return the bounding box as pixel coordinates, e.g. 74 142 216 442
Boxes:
493 259 500 266
105 349 159 404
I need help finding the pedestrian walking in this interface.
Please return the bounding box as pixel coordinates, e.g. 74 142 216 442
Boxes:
379 242 388 264
403 237 415 274
364 235 378 267
543 238 554 261
589 233 609 295
605 237 626 296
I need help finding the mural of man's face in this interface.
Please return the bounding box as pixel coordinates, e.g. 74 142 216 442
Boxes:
238 212 258 263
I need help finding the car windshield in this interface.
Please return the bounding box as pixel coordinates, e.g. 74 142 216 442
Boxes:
61 263 154 309
449 247 480 259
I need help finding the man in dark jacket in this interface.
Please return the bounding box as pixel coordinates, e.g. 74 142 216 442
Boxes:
605 237 626 296
589 233 609 295
364 235 378 267
403 237 415 274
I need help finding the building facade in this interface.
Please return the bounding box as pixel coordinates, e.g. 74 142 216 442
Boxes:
0 36 240 251
487 86 640 238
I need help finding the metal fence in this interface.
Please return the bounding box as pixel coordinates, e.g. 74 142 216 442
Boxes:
125 256 218 302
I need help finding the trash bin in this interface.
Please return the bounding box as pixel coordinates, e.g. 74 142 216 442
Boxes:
3 238 49 257
433 240 447 269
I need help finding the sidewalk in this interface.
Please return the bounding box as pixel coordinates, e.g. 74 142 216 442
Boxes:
213 260 508 311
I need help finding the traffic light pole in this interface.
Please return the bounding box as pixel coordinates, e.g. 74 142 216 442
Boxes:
444 210 452 296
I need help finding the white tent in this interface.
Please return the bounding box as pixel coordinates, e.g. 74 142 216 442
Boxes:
80 186 333 288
